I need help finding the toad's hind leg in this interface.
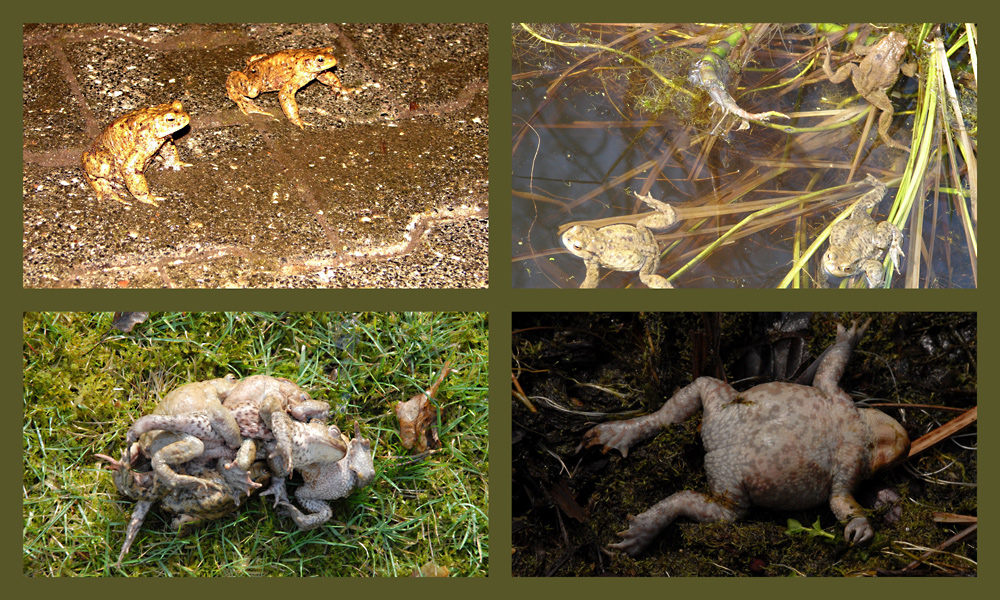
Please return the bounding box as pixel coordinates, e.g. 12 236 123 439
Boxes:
280 498 333 531
150 437 223 492
637 255 672 288
610 490 746 556
227 71 275 118
116 499 154 567
638 271 673 289
813 319 870 397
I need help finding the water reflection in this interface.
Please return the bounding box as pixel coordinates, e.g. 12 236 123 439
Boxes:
511 23 977 289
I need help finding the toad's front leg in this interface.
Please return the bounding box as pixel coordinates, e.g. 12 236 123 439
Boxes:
120 155 160 206
278 85 309 129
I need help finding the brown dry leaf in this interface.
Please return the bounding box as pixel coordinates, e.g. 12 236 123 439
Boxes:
394 362 451 453
111 312 149 332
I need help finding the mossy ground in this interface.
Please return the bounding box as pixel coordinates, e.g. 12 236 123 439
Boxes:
512 312 976 576
23 311 488 576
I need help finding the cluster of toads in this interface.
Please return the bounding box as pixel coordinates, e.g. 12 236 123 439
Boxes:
96 374 375 566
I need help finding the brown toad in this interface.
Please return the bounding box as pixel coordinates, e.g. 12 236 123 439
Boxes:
822 30 917 152
823 174 904 288
97 450 269 567
265 423 376 530
102 408 345 566
222 375 337 477
82 100 192 206
560 191 677 289
580 320 909 556
226 47 354 129
125 375 244 494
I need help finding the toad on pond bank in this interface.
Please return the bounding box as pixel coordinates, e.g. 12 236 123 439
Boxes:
226 47 355 129
823 174 904 288
579 320 909 556
560 191 677 289
81 100 192 206
822 30 917 152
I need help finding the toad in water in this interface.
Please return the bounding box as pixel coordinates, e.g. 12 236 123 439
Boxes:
81 100 192 206
822 30 917 152
226 47 354 129
561 191 677 289
580 320 909 556
823 174 904 288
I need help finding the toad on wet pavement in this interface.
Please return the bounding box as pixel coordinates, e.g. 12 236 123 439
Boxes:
81 100 192 206
226 47 354 129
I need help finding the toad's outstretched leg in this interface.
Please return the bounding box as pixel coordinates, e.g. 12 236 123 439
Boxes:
610 490 746 556
579 377 732 457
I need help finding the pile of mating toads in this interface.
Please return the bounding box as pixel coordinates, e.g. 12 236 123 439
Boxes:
96 374 375 566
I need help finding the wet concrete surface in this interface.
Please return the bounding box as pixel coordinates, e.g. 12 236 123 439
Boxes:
23 23 489 288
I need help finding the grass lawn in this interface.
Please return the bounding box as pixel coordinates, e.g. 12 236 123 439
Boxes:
23 311 489 576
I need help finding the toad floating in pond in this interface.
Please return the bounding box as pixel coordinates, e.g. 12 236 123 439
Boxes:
226 47 355 129
823 174 904 288
822 30 917 152
579 320 909 556
560 191 677 289
81 100 192 206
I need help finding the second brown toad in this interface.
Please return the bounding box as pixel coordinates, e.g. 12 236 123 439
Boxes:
226 47 355 129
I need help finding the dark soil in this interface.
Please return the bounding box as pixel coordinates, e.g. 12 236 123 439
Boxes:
512 312 977 576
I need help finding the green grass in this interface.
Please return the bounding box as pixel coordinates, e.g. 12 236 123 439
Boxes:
23 312 489 576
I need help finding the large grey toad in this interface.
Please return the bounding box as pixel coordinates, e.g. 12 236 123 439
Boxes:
580 320 910 556
560 191 677 289
823 174 904 288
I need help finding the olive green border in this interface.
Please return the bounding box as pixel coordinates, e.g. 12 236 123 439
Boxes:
12 3 989 594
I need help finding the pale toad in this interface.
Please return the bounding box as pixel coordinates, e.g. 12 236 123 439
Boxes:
580 320 910 556
823 174 904 288
265 423 376 530
561 191 677 289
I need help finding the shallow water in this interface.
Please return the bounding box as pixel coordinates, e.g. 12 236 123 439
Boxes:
511 24 976 289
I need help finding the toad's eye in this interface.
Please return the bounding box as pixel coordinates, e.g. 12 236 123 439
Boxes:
573 242 584 250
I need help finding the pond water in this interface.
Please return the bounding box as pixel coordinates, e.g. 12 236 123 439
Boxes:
511 23 976 289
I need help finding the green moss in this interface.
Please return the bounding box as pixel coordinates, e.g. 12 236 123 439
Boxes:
23 312 488 576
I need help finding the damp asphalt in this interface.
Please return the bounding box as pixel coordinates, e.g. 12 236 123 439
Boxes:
22 23 489 288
